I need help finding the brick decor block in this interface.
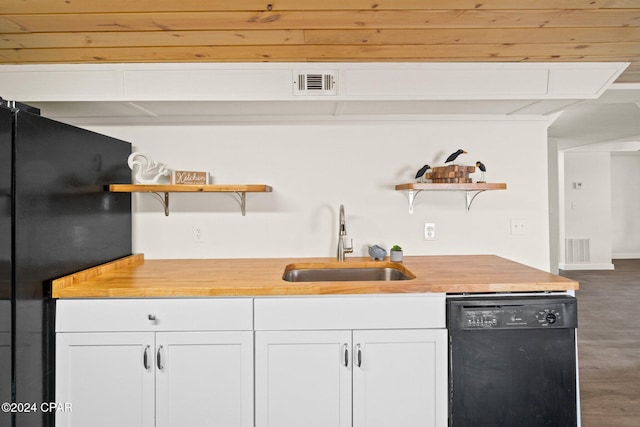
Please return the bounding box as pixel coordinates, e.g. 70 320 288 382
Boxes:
426 165 475 183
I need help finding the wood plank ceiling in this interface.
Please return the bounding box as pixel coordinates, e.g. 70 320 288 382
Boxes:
1 0 639 83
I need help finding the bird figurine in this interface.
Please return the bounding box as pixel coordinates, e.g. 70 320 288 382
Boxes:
476 161 486 182
445 149 467 164
368 245 387 261
414 164 431 182
127 152 171 184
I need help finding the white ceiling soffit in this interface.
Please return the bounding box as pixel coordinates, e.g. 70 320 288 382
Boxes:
28 100 582 125
0 62 628 124
549 84 640 150
567 140 640 152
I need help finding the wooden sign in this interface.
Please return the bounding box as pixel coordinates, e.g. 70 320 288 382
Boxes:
171 170 210 185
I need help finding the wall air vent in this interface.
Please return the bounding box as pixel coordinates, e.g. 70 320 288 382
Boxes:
293 71 337 96
565 238 590 264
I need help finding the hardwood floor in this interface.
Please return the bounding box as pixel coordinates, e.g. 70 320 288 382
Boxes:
561 260 640 427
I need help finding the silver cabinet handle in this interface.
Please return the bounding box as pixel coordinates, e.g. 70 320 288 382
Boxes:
143 345 151 370
356 343 362 368
157 345 164 370
148 314 156 321
343 343 349 367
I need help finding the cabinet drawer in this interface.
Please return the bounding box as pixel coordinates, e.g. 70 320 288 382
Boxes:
56 298 253 332
254 294 445 330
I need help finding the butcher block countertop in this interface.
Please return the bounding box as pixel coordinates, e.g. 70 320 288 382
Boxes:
51 254 578 298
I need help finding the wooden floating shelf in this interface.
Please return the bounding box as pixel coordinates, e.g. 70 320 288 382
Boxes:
109 184 272 193
395 183 507 213
108 184 272 216
395 183 506 191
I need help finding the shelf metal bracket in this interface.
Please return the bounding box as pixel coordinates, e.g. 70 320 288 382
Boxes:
143 191 249 216
465 190 486 212
231 192 248 216
148 192 248 216
150 192 170 216
405 189 488 213
407 189 422 214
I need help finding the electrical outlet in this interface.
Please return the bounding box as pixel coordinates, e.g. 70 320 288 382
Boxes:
424 223 436 240
192 225 206 243
510 219 528 235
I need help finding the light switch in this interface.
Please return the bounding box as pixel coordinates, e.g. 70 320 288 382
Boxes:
510 219 527 235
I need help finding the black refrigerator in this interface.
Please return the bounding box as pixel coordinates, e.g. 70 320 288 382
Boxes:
0 99 132 427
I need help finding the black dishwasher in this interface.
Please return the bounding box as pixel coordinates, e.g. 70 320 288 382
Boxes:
448 296 578 427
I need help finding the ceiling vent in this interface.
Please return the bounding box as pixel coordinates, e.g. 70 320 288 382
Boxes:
293 71 337 96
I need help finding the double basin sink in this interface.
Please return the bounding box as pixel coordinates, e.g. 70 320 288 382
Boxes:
282 262 415 282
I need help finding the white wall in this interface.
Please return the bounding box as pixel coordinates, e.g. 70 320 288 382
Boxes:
547 139 561 274
562 152 613 269
611 152 640 258
89 119 552 270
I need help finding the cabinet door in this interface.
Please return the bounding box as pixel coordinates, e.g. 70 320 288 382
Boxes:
155 331 253 427
56 332 155 427
352 329 448 427
255 330 352 427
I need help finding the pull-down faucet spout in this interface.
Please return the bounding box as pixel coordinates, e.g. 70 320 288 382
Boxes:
337 204 353 261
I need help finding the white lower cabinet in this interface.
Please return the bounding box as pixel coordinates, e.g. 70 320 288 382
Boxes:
255 330 353 427
56 295 446 427
255 329 447 427
156 331 254 427
254 295 448 427
56 332 155 427
352 329 447 427
55 299 254 427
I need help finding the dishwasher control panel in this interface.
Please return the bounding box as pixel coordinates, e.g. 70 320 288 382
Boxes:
447 296 577 330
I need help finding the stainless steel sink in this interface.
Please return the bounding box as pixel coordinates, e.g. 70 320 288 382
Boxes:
282 264 414 282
